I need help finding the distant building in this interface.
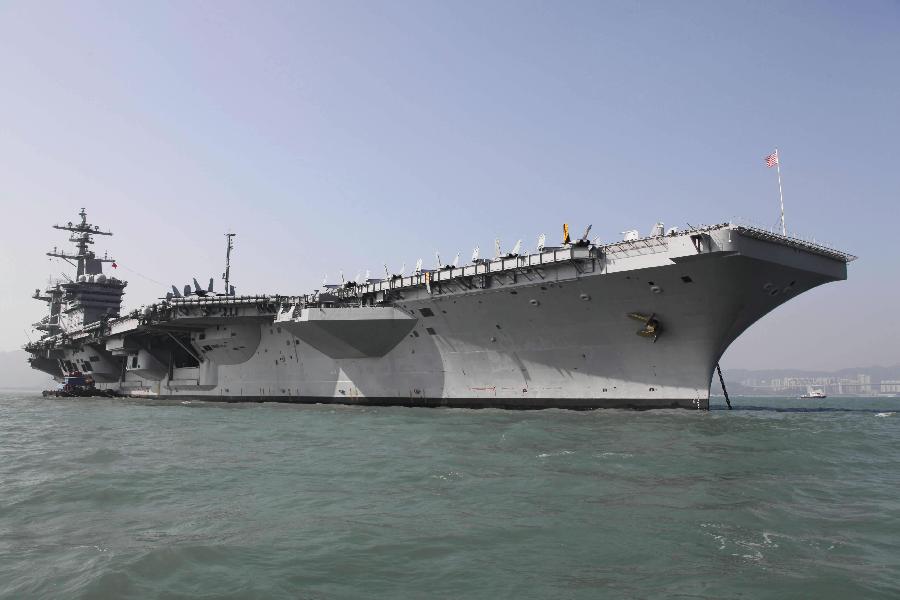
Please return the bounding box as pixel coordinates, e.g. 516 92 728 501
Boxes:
858 374 873 394
881 380 900 394
736 372 897 396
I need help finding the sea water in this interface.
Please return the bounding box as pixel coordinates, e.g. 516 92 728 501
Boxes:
1 392 898 599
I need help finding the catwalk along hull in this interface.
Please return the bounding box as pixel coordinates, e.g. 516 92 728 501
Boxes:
27 223 852 410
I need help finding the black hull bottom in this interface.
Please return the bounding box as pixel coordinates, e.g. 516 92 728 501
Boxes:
43 389 119 398
123 394 710 411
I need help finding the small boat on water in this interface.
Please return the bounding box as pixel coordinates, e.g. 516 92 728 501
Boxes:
42 371 118 398
799 386 827 399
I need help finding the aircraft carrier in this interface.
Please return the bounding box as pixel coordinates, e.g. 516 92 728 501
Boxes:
25 209 855 409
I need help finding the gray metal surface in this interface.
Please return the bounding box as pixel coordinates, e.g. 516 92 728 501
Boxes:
26 219 854 409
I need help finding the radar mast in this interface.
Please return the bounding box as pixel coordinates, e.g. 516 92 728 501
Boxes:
223 232 235 295
47 208 116 277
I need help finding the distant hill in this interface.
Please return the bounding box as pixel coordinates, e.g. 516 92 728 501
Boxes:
713 364 900 397
722 365 900 383
0 349 55 390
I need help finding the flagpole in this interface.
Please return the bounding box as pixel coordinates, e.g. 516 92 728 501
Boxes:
775 148 785 236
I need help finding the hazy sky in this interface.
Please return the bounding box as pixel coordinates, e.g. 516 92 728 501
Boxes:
1 1 897 370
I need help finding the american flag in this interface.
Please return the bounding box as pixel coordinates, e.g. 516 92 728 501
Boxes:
765 151 778 168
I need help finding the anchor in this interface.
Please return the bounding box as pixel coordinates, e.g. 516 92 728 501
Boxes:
628 312 661 342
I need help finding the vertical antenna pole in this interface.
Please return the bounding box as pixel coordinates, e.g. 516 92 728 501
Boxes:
775 148 785 236
223 232 235 293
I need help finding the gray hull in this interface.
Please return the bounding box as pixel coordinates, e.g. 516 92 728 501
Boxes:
28 224 852 410
29 225 849 409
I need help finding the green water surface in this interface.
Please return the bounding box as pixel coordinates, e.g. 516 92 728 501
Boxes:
1 393 898 599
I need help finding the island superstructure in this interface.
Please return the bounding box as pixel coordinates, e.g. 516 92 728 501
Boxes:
25 210 855 409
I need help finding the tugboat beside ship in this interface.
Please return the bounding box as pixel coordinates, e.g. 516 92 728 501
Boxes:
42 371 118 398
